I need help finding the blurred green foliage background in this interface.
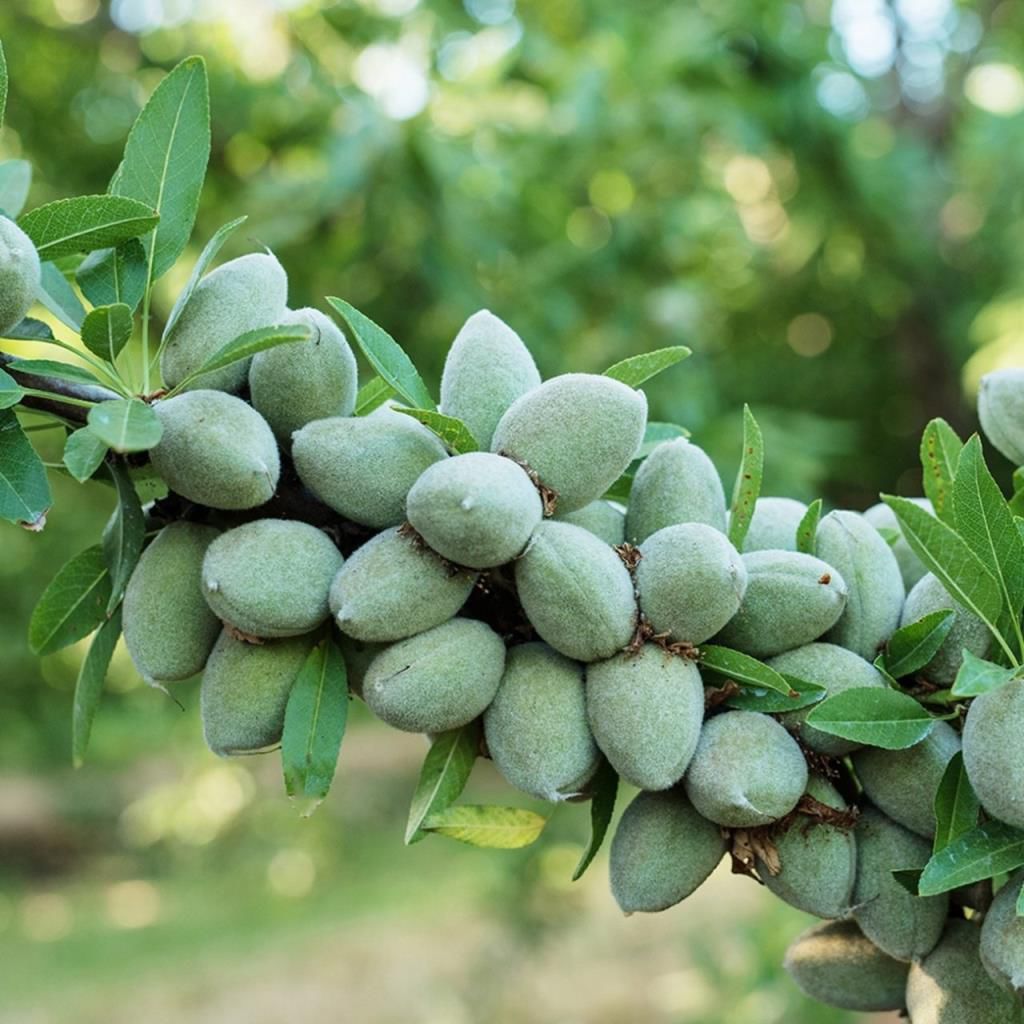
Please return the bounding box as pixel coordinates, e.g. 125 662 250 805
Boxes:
2 0 1022 1020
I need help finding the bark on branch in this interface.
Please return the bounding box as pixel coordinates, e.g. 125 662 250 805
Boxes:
0 351 120 425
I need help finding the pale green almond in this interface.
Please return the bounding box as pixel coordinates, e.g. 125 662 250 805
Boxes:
0 215 41 334
555 499 626 546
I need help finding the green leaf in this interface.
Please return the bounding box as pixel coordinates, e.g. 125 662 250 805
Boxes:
6 358 106 389
0 40 7 130
891 868 923 895
76 239 147 313
881 494 1004 638
951 650 1021 698
394 407 480 453
162 215 247 341
37 262 85 331
698 644 793 695
728 405 764 550
326 297 435 411
877 526 902 547
171 323 311 393
603 472 633 504
602 345 691 388
2 317 54 342
637 421 690 458
28 545 111 655
0 408 51 526
81 303 133 363
920 418 964 527
62 427 108 483
572 758 618 881
71 606 122 769
113 56 210 283
355 376 395 415
883 610 956 679
805 686 937 750
422 805 547 849
919 820 1024 897
0 160 32 218
281 635 349 814
954 435 1024 633
19 195 159 261
0 366 24 409
405 722 479 845
933 753 980 854
87 399 162 453
102 461 144 614
795 498 822 555
724 673 827 713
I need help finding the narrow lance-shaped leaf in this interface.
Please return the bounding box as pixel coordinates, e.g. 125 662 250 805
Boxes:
805 686 937 750
2 317 54 342
0 40 7 130
1010 466 1024 518
63 428 108 483
422 805 547 850
0 159 32 218
0 408 51 527
395 408 479 454
87 399 162 454
882 610 955 679
795 498 822 555
0 367 24 409
19 195 159 261
71 606 122 769
933 753 980 854
951 650 1021 698
920 418 964 527
28 545 112 655
405 722 479 845
162 215 247 340
6 358 108 389
113 56 211 282
698 644 793 696
37 262 85 331
603 472 633 504
603 346 691 388
102 460 144 614
728 405 764 550
81 303 133 363
355 376 395 415
572 758 618 881
919 819 1024 897
725 673 827 713
76 239 147 313
881 494 1004 643
327 297 435 411
281 636 349 814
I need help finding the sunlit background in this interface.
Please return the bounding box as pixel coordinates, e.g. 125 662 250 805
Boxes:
2 1 1023 1020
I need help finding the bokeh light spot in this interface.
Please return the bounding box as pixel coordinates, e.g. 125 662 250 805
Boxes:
965 63 1024 116
787 313 833 357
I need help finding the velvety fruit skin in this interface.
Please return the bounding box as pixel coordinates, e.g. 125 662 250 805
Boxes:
329 527 478 643
683 710 808 827
771 642 888 757
625 438 727 543
714 550 848 658
0 216 41 334
361 618 505 733
490 372 647 514
962 678 1024 830
783 919 910 1012
515 520 637 662
980 869 1024 998
249 307 358 439
852 720 961 839
635 523 748 645
740 496 808 553
201 519 343 638
555 500 626 546
406 452 542 568
483 642 600 802
200 631 313 756
586 643 704 791
759 775 857 920
906 920 1023 1024
851 807 948 962
161 252 288 392
151 390 280 510
292 414 447 528
123 522 221 683
438 309 542 449
816 510 905 660
864 498 932 591
609 789 726 913
901 573 992 686
979 367 1024 466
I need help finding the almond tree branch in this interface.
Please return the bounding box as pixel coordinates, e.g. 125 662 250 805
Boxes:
0 351 120 425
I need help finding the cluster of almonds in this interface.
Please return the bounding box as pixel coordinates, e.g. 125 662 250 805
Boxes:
101 246 1024 1021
